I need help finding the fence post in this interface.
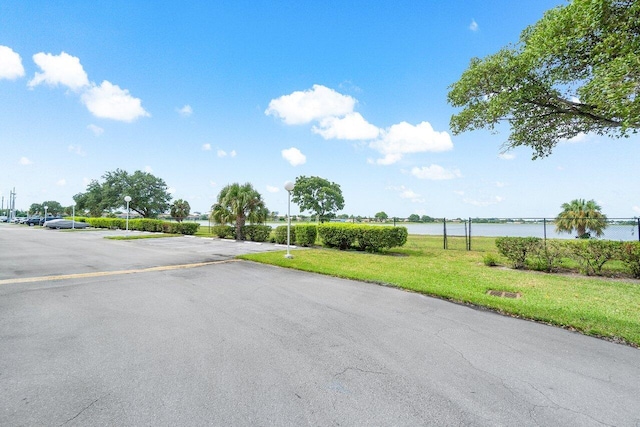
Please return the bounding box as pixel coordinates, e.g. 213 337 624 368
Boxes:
638 218 640 242
543 218 547 242
443 218 447 250
468 217 472 251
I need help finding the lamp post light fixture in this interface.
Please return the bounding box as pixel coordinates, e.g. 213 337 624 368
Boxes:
284 181 295 259
124 196 132 231
43 205 48 226
71 202 76 229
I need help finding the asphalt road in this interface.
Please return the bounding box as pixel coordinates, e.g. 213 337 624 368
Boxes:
1 224 639 426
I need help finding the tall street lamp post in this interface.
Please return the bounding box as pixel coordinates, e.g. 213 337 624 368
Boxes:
71 202 76 229
284 181 295 259
124 196 132 231
43 205 48 226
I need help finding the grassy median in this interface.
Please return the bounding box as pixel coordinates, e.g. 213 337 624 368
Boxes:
239 235 640 347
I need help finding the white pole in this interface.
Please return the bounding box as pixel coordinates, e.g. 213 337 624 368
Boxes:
124 196 132 231
284 181 294 259
72 203 75 229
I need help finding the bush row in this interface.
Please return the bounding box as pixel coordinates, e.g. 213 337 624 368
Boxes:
211 224 272 242
82 217 199 235
273 224 317 247
317 223 408 253
494 237 640 277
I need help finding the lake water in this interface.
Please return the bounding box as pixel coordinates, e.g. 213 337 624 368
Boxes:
193 220 639 241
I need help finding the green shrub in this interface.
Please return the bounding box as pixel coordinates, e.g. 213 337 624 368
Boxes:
163 222 200 235
212 225 235 239
567 240 622 275
318 223 359 250
294 224 317 247
242 225 272 242
483 253 499 267
619 242 640 278
530 240 566 272
274 225 296 245
494 237 541 269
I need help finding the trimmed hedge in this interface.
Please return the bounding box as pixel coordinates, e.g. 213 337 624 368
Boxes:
294 224 317 247
212 225 235 238
318 223 408 252
83 217 199 235
242 225 272 242
274 225 296 245
494 237 640 277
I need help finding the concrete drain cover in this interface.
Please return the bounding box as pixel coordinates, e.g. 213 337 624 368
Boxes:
487 290 521 299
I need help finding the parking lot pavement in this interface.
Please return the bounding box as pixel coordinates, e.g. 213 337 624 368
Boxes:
0 224 287 281
1 223 639 426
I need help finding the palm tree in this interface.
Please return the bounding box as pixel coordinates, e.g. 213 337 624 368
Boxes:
210 183 268 240
555 199 607 238
170 199 191 222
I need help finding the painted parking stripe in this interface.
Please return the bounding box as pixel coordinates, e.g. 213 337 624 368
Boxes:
0 259 238 285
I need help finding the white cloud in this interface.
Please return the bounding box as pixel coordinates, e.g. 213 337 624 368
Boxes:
68 145 86 156
563 132 588 144
388 185 425 204
265 84 356 125
411 164 462 180
81 80 149 122
266 185 279 193
469 19 479 31
87 124 104 136
177 104 193 117
282 147 306 166
496 181 506 188
312 112 380 140
454 190 465 196
229 150 237 157
202 143 211 151
0 46 25 80
19 157 32 165
633 206 640 215
29 51 89 90
217 149 227 157
144 165 153 173
498 152 515 160
56 179 66 186
370 121 453 165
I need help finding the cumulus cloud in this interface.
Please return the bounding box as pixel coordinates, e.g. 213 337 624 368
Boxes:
411 164 462 180
469 19 479 31
563 132 588 144
177 104 193 117
282 147 306 166
29 51 89 90
202 143 211 151
230 150 237 157
0 46 25 80
81 81 149 122
387 185 425 204
68 145 86 156
266 185 279 193
265 84 356 125
87 124 104 136
312 112 380 140
498 152 515 160
19 156 32 165
56 179 66 186
370 121 453 165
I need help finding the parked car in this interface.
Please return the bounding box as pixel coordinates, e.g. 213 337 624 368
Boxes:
25 217 43 226
44 219 89 229
40 217 62 226
0 216 7 223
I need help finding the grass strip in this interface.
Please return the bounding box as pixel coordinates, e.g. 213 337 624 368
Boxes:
104 234 182 240
239 235 640 347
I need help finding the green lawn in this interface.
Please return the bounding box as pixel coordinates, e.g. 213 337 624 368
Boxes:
239 235 640 347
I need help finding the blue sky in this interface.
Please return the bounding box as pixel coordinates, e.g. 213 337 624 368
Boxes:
1 1 638 219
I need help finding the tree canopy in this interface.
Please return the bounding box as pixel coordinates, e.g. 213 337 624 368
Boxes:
74 169 172 218
170 199 191 222
291 176 345 223
555 199 608 238
448 0 640 159
210 182 268 240
29 201 63 216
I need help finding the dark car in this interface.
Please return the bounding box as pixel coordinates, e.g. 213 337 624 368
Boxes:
25 217 43 226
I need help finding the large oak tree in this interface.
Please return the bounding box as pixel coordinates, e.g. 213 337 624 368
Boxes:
448 0 639 159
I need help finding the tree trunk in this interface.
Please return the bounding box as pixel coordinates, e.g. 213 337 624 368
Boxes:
236 215 246 240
